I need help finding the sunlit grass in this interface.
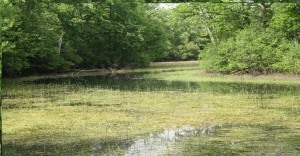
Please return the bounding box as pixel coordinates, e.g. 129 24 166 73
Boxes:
146 62 300 85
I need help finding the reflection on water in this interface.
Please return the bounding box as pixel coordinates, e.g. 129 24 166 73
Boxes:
4 124 300 155
32 73 300 95
123 125 219 156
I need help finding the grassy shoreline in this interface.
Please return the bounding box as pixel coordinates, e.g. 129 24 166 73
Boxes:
4 61 300 85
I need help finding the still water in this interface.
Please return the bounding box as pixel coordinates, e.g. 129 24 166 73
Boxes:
3 71 300 155
33 73 300 95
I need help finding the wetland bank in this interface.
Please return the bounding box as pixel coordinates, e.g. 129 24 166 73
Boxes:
2 61 300 155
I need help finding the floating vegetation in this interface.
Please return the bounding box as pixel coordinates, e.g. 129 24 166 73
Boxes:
2 62 300 155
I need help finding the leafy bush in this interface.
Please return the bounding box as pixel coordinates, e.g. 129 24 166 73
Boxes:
200 26 295 74
273 43 300 74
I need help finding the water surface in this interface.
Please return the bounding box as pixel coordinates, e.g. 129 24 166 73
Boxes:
3 71 300 155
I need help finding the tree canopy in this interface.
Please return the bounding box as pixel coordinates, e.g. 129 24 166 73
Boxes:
2 1 300 76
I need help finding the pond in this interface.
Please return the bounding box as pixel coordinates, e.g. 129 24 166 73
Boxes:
2 69 300 155
32 72 300 95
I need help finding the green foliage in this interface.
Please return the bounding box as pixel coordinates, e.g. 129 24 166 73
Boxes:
200 2 300 74
273 43 300 73
270 3 300 42
201 26 293 74
152 4 208 61
2 1 27 75
2 2 172 76
3 2 300 76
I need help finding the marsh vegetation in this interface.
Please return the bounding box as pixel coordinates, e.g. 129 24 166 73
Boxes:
2 61 300 155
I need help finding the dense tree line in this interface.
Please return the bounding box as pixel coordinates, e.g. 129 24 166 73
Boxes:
2 1 170 76
2 1 300 76
197 2 300 74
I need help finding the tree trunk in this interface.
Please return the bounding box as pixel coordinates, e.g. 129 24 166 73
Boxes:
57 29 64 56
258 3 267 26
204 23 217 45
0 5 2 154
258 3 273 27
109 3 113 54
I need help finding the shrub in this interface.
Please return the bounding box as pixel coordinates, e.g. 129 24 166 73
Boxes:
200 26 293 74
273 43 300 74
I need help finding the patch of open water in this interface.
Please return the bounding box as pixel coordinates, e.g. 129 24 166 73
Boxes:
122 124 220 156
30 73 300 95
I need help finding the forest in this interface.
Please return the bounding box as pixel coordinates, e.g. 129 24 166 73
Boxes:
2 0 300 76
